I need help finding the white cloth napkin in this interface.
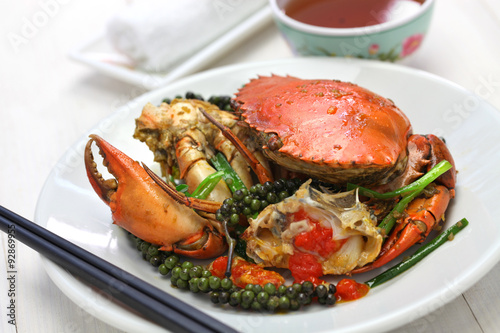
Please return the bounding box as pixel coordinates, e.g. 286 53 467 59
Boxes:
107 0 267 72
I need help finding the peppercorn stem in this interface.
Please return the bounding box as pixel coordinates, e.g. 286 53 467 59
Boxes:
365 218 469 288
222 220 236 278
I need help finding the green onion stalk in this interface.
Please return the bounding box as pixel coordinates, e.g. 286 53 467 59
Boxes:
348 160 453 236
210 153 248 277
366 218 469 288
176 171 224 199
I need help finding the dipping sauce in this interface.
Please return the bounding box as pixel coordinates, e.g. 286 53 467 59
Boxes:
283 0 425 28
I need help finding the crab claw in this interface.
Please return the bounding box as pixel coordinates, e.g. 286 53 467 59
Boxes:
84 134 227 259
353 184 451 273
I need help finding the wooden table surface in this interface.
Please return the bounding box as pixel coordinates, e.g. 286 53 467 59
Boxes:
1 0 499 332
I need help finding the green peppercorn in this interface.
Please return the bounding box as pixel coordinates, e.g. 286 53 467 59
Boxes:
250 184 260 194
221 278 233 290
316 284 327 298
149 255 161 267
252 284 263 294
277 285 287 296
263 181 274 193
325 293 336 306
267 296 280 312
198 277 210 293
274 179 285 192
242 207 252 216
171 266 182 279
158 264 170 276
240 301 251 310
179 268 190 281
189 278 200 293
189 266 203 279
170 276 179 287
241 290 255 304
302 281 314 295
256 291 269 305
296 292 309 305
209 276 221 290
220 203 231 216
264 283 277 296
250 199 261 212
164 255 179 269
243 195 253 205
266 192 278 204
219 291 230 304
292 283 302 293
201 270 212 278
140 241 149 252
251 301 262 312
328 283 337 294
290 299 301 311
233 189 245 201
148 245 159 257
176 279 188 289
216 212 224 221
279 191 289 201
229 291 241 307
285 286 297 299
278 296 290 310
210 292 220 304
229 213 240 226
260 200 269 209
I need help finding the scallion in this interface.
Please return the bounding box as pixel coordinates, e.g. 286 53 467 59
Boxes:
365 218 469 288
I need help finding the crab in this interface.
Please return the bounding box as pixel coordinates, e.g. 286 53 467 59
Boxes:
84 74 456 277
225 75 456 273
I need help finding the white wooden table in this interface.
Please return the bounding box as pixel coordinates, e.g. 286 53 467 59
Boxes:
1 0 499 332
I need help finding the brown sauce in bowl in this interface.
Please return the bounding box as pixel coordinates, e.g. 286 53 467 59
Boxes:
283 0 425 28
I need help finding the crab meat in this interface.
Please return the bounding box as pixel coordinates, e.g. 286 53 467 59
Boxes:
241 180 383 276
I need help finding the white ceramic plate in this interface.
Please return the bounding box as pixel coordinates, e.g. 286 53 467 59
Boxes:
68 6 272 90
35 58 500 333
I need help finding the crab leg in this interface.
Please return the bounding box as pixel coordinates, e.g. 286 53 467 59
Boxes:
84 134 227 259
199 108 273 184
352 184 451 273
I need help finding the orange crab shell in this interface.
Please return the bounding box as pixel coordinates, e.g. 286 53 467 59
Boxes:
233 75 413 185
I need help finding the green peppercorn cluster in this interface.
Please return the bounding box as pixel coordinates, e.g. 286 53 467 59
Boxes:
162 92 233 111
130 234 337 312
216 178 303 226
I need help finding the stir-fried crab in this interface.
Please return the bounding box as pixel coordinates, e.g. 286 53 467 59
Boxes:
84 74 456 278
229 75 456 273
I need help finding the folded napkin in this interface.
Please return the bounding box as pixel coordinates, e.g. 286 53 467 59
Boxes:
107 0 267 72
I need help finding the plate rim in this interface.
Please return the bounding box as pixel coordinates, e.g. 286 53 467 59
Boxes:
36 57 500 333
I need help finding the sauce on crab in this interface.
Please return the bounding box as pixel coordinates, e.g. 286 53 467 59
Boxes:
210 256 285 288
289 208 348 285
287 209 370 302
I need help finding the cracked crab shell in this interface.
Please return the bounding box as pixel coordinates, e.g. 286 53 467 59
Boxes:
241 180 383 275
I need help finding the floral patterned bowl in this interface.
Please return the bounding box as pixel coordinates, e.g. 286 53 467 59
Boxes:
269 0 435 62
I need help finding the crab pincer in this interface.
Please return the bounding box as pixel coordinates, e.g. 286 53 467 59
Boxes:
84 134 227 259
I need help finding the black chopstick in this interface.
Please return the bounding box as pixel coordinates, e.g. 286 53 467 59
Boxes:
0 206 237 333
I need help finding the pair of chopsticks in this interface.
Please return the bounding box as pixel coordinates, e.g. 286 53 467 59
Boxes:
0 205 237 333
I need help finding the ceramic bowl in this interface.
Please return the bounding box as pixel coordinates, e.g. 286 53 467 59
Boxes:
269 0 435 62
